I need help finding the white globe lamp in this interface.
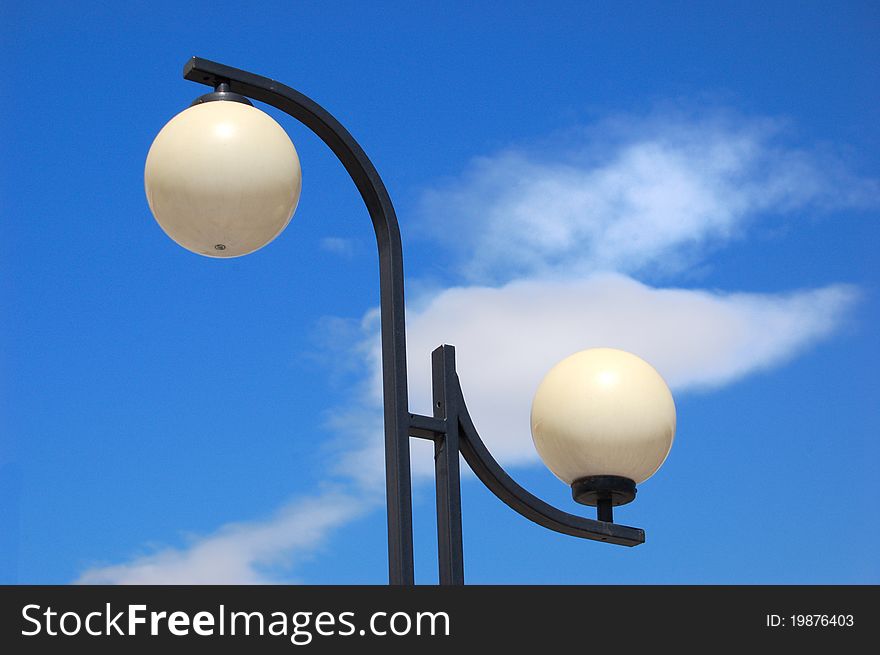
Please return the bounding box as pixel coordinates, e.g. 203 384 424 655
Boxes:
530 348 676 521
144 88 302 258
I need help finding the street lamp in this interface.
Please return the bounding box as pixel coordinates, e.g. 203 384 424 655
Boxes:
531 348 675 523
145 92 301 257
144 58 676 585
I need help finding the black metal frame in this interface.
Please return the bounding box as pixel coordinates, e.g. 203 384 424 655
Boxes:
180 57 644 586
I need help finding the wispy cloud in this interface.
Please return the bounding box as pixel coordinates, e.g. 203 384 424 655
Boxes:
419 111 878 284
77 490 373 584
79 109 874 584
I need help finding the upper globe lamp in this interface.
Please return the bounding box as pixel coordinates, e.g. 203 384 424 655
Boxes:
144 86 302 257
530 348 676 522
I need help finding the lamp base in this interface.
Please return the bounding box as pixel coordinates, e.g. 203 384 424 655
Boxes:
571 476 636 523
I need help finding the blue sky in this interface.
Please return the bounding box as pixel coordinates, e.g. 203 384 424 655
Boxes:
1 1 878 584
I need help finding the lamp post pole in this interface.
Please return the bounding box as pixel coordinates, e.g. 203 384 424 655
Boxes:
181 57 417 585
149 57 671 586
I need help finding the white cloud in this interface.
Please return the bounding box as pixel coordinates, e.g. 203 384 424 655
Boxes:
336 273 859 477
76 491 372 584
419 112 878 284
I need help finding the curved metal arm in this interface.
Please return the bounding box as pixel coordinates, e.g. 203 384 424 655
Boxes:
454 375 645 547
182 57 414 585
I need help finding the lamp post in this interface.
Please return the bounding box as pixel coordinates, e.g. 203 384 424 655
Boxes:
144 58 676 585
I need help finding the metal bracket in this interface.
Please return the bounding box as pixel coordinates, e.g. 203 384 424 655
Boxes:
409 345 646 584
